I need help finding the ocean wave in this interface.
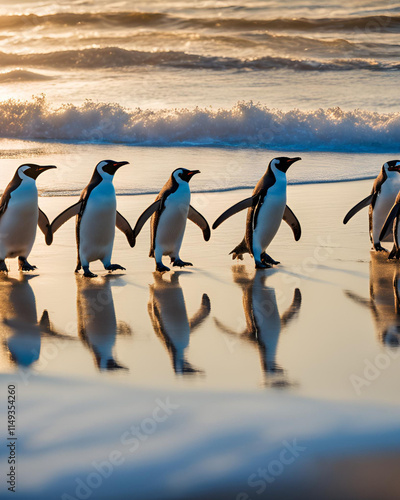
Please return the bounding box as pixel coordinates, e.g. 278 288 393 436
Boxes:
0 69 53 82
23 31 400 60
0 97 399 152
0 11 399 33
0 47 399 71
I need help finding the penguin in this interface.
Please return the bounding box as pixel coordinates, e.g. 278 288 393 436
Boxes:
212 157 301 269
379 189 400 259
132 168 210 272
0 164 55 273
343 160 400 251
50 160 134 278
345 253 400 347
76 275 130 371
213 266 301 387
148 271 210 374
0 274 75 368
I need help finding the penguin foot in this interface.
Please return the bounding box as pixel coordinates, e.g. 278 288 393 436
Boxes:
231 253 244 261
255 260 272 269
261 252 280 265
82 266 97 278
0 260 7 273
172 258 193 268
374 243 387 252
105 264 126 273
156 263 170 273
18 258 37 272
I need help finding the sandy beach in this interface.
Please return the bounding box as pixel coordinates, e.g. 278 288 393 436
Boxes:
3 179 399 400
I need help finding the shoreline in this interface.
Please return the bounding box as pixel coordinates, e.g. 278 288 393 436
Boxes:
36 174 379 199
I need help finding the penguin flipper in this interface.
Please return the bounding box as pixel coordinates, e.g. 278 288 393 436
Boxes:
380 203 400 242
188 206 211 241
116 211 135 247
283 205 301 241
213 317 248 337
212 196 255 230
281 289 302 328
343 194 374 224
133 199 162 239
39 310 77 339
51 201 82 234
38 208 53 245
189 294 211 332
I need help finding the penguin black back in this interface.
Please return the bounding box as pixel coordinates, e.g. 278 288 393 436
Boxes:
0 170 23 218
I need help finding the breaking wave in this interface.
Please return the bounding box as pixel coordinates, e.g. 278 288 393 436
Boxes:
0 97 399 152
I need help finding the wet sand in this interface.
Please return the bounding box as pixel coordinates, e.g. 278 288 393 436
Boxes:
1 179 400 403
2 179 400 499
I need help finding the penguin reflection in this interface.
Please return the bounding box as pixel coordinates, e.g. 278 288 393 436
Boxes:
345 253 400 346
0 274 70 367
148 272 210 374
76 275 131 371
214 266 301 387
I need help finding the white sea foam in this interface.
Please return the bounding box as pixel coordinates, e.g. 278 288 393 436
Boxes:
0 97 398 153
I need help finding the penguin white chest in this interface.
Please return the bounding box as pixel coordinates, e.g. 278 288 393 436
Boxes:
156 185 190 254
252 287 281 370
79 182 116 262
154 288 190 348
374 179 400 242
0 181 38 259
253 178 287 251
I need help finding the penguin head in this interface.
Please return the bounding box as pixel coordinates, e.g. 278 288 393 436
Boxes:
18 164 56 180
96 160 129 178
269 157 301 174
384 160 400 177
172 168 200 184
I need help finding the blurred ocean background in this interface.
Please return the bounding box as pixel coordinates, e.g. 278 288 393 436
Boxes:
0 0 398 190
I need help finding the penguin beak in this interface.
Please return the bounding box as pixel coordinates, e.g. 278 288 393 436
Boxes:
112 161 129 173
187 170 200 179
38 165 57 172
388 163 400 172
113 161 129 169
281 157 301 173
103 161 129 176
29 165 57 179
